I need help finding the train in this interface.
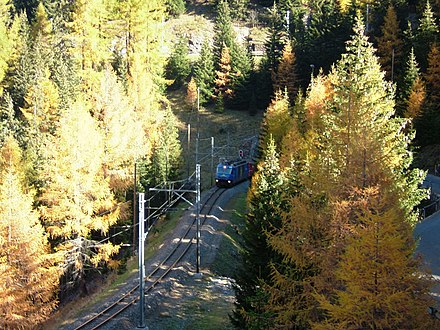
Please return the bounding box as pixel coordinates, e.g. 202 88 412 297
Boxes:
215 159 254 187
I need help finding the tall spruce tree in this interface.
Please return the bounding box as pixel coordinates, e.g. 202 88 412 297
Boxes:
232 138 285 329
165 37 191 89
194 39 215 105
416 43 440 146
415 0 439 71
213 0 235 64
228 41 253 110
141 107 182 186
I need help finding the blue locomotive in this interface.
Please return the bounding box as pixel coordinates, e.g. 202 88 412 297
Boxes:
215 159 254 187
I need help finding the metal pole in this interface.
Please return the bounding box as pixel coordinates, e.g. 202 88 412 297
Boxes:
211 137 214 187
187 123 191 178
196 164 201 274
133 163 137 255
138 193 146 328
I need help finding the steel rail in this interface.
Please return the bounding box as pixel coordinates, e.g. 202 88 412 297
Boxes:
73 187 226 330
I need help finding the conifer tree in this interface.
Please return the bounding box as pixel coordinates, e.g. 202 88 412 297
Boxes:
228 0 249 21
213 0 235 63
0 136 60 328
232 138 285 329
39 100 120 288
70 0 112 77
194 39 215 105
0 0 14 90
20 67 60 135
397 48 423 117
272 42 298 103
259 90 292 156
265 16 431 329
376 4 403 81
186 76 197 110
264 2 286 78
404 77 425 119
401 48 420 101
165 0 185 17
228 41 253 110
425 43 440 105
415 0 439 70
314 189 435 330
214 45 233 109
141 107 182 186
166 37 191 89
90 69 147 184
297 0 350 83
116 0 166 86
416 43 440 145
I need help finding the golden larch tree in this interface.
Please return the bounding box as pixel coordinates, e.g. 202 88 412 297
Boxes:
272 42 298 103
313 189 435 330
0 136 60 328
404 77 426 119
39 100 119 288
376 4 403 81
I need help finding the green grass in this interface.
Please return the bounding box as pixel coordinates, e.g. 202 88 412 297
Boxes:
211 192 247 277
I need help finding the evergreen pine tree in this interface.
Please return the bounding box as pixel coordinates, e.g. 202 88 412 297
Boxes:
166 37 191 89
228 41 253 110
194 39 215 105
141 107 182 186
165 0 185 17
229 0 249 21
232 138 285 329
397 48 422 116
213 0 235 67
415 0 439 71
264 2 286 79
416 43 440 146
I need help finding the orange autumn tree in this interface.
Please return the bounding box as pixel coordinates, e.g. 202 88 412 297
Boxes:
376 4 403 81
272 42 298 103
214 45 233 112
0 136 60 328
314 188 434 330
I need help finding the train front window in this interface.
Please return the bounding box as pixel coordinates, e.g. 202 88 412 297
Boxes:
217 166 232 175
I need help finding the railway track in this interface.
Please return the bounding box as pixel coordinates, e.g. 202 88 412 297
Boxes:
73 187 227 330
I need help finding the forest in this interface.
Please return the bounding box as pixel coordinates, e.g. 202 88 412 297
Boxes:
0 0 439 328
